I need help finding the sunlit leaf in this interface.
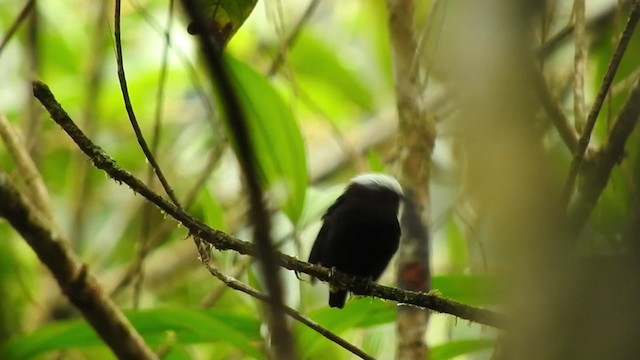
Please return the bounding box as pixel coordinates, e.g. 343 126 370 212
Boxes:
290 30 375 112
224 55 308 223
194 186 227 232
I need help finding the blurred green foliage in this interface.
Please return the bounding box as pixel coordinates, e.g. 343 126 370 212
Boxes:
1 0 637 359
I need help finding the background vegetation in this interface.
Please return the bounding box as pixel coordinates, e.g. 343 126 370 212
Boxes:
1 0 640 359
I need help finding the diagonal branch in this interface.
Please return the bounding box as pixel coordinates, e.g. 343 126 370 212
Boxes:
193 240 375 360
568 77 640 229
0 114 53 219
32 79 503 329
563 0 640 203
0 0 35 56
532 67 579 152
0 174 156 360
267 0 320 76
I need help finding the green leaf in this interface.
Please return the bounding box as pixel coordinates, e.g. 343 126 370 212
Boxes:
432 274 502 305
0 308 262 360
290 30 375 112
224 55 308 223
194 186 227 232
431 339 494 360
187 0 258 46
297 298 395 358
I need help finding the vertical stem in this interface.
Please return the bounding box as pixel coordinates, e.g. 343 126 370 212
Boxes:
24 0 41 163
573 0 587 132
387 0 435 358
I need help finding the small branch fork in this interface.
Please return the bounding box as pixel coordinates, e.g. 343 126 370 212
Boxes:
32 80 504 329
562 0 640 204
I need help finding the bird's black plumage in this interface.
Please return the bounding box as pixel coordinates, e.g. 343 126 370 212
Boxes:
308 174 402 308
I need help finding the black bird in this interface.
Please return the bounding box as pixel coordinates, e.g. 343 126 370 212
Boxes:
308 173 403 308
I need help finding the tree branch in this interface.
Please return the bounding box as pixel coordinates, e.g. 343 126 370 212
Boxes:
0 114 53 219
267 0 320 76
387 0 435 357
193 240 375 360
532 67 579 152
113 0 181 208
0 174 157 360
32 79 503 329
568 76 640 229
563 0 640 203
0 0 35 56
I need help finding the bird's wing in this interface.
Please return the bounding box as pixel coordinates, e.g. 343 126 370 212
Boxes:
308 222 329 265
309 193 346 264
322 193 346 220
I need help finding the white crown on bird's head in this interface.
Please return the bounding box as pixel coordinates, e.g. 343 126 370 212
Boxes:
349 173 403 196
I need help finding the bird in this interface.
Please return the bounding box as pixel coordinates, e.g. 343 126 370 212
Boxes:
308 173 403 308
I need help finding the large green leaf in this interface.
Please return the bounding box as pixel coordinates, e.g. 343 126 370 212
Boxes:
224 55 308 223
431 339 494 360
0 308 262 359
289 30 376 113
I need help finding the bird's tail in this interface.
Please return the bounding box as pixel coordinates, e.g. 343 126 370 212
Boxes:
329 289 347 308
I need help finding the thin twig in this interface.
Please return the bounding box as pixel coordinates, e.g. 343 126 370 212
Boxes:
268 0 320 76
129 0 217 128
32 79 503 328
532 67 579 151
0 173 157 360
132 0 177 310
199 257 252 308
568 77 640 230
179 1 296 358
295 88 366 172
70 0 109 246
113 0 182 208
0 114 53 219
562 0 640 204
537 0 631 59
24 0 40 162
573 0 587 132
194 240 375 360
111 145 223 299
0 0 35 56
611 66 640 96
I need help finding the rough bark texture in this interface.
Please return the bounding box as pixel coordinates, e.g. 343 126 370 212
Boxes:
387 0 436 359
0 174 157 360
